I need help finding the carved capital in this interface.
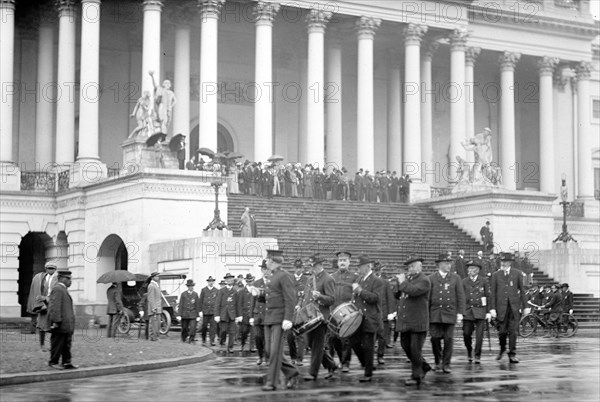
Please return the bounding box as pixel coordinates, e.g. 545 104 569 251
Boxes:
56 0 76 14
0 0 15 10
465 47 481 66
197 0 225 19
404 23 427 46
499 51 521 72
306 8 331 32
537 56 559 76
355 16 381 40
166 1 196 25
423 40 439 60
449 27 468 51
143 0 163 9
553 66 572 90
254 1 280 24
575 61 593 81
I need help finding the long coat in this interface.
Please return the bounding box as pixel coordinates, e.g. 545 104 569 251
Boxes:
106 284 124 314
353 273 383 334
214 286 240 322
147 280 162 315
199 286 218 315
264 269 297 326
395 272 431 333
177 290 200 319
331 269 358 310
454 256 467 279
48 283 75 334
462 275 490 320
308 270 335 321
429 271 465 324
239 286 254 324
376 275 396 319
251 278 267 325
490 268 528 321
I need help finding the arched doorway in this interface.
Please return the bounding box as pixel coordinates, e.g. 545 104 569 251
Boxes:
96 234 128 305
18 232 52 317
189 123 235 155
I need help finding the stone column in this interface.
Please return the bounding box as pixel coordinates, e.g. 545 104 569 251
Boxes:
465 47 481 164
198 0 225 152
305 9 331 168
355 16 381 173
576 62 593 199
171 3 195 162
403 23 427 179
449 28 468 181
254 1 279 162
35 5 56 167
55 0 77 165
326 32 343 168
297 57 308 163
0 0 15 165
141 0 162 97
387 51 402 174
499 51 520 191
421 41 438 182
538 56 558 194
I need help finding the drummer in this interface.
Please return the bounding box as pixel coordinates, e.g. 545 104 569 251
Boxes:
329 250 361 373
349 255 384 382
302 255 338 381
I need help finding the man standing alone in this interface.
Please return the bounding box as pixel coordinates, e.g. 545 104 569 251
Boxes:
147 272 162 341
48 270 77 370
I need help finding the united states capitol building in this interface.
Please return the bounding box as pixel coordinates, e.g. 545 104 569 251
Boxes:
0 0 598 320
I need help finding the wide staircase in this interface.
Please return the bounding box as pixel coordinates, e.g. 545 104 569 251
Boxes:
227 194 599 328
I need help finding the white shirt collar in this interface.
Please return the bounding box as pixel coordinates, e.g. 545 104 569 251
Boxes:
439 271 448 278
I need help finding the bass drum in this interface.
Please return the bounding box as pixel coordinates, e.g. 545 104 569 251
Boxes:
327 302 363 338
293 303 324 336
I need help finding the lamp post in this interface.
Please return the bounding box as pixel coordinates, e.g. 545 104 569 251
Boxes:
204 180 230 231
553 174 577 243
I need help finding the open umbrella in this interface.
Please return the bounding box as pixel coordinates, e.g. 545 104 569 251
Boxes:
146 133 167 147
197 147 215 158
97 270 137 284
213 152 227 160
226 151 244 159
268 154 284 162
169 133 186 152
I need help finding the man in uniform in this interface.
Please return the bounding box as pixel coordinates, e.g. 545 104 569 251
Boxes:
147 272 162 341
462 260 491 363
199 276 218 345
429 253 465 373
394 256 432 388
561 283 574 316
541 284 563 338
177 279 201 343
349 255 384 382
251 260 269 365
329 251 359 372
490 252 528 363
374 261 395 365
287 258 307 366
239 273 255 351
262 250 299 391
48 270 77 369
214 273 242 353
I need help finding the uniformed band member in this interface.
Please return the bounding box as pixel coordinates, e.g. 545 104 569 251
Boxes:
303 255 338 381
329 251 359 372
490 252 528 363
395 256 432 388
287 259 307 366
349 255 384 382
251 260 269 365
214 273 242 353
429 253 465 373
177 279 201 343
374 261 395 365
462 260 491 363
262 249 300 391
199 276 218 345
239 273 255 351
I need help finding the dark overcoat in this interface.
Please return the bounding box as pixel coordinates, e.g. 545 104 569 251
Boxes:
48 283 75 334
178 290 200 319
354 273 383 334
395 272 430 333
429 271 465 324
264 270 297 325
462 275 490 320
214 286 240 322
490 268 528 321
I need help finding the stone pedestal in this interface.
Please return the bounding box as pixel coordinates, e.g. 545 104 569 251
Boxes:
121 137 179 171
70 159 108 187
409 181 431 203
0 162 21 191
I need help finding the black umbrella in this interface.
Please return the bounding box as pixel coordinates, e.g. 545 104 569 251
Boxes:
97 270 137 284
213 152 227 160
146 133 167 147
169 133 186 152
268 154 284 162
197 147 215 158
226 151 244 159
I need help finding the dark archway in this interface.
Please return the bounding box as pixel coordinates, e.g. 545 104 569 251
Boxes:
97 234 128 304
18 232 51 317
189 123 234 155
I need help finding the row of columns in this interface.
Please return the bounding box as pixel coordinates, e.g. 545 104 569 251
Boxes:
0 0 594 198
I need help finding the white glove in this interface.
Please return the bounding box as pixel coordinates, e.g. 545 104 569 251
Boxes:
214 316 221 323
457 314 463 323
523 308 531 316
352 283 359 291
139 311 144 318
196 317 200 322
199 312 203 317
249 318 255 326
176 316 181 321
485 313 492 322
490 309 497 319
569 309 573 315
282 320 292 331
235 316 242 323
387 313 395 321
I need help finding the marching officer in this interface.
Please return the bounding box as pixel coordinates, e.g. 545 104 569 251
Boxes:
373 261 395 365
462 260 491 363
287 259 308 366
428 253 465 373
251 260 269 365
214 273 242 353
199 276 218 345
177 279 201 343
239 273 255 351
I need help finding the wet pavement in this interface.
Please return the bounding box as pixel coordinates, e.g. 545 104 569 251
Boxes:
1 336 599 402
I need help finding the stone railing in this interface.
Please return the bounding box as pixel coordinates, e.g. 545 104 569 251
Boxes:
20 171 56 192
57 170 70 192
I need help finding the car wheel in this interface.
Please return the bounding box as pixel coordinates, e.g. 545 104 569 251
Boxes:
117 310 132 334
160 310 171 335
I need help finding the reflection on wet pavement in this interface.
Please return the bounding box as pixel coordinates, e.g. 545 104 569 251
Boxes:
1 337 599 401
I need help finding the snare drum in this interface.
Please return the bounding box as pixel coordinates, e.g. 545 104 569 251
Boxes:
293 303 324 336
327 302 363 338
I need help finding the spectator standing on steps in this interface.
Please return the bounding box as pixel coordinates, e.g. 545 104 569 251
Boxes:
240 207 257 237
